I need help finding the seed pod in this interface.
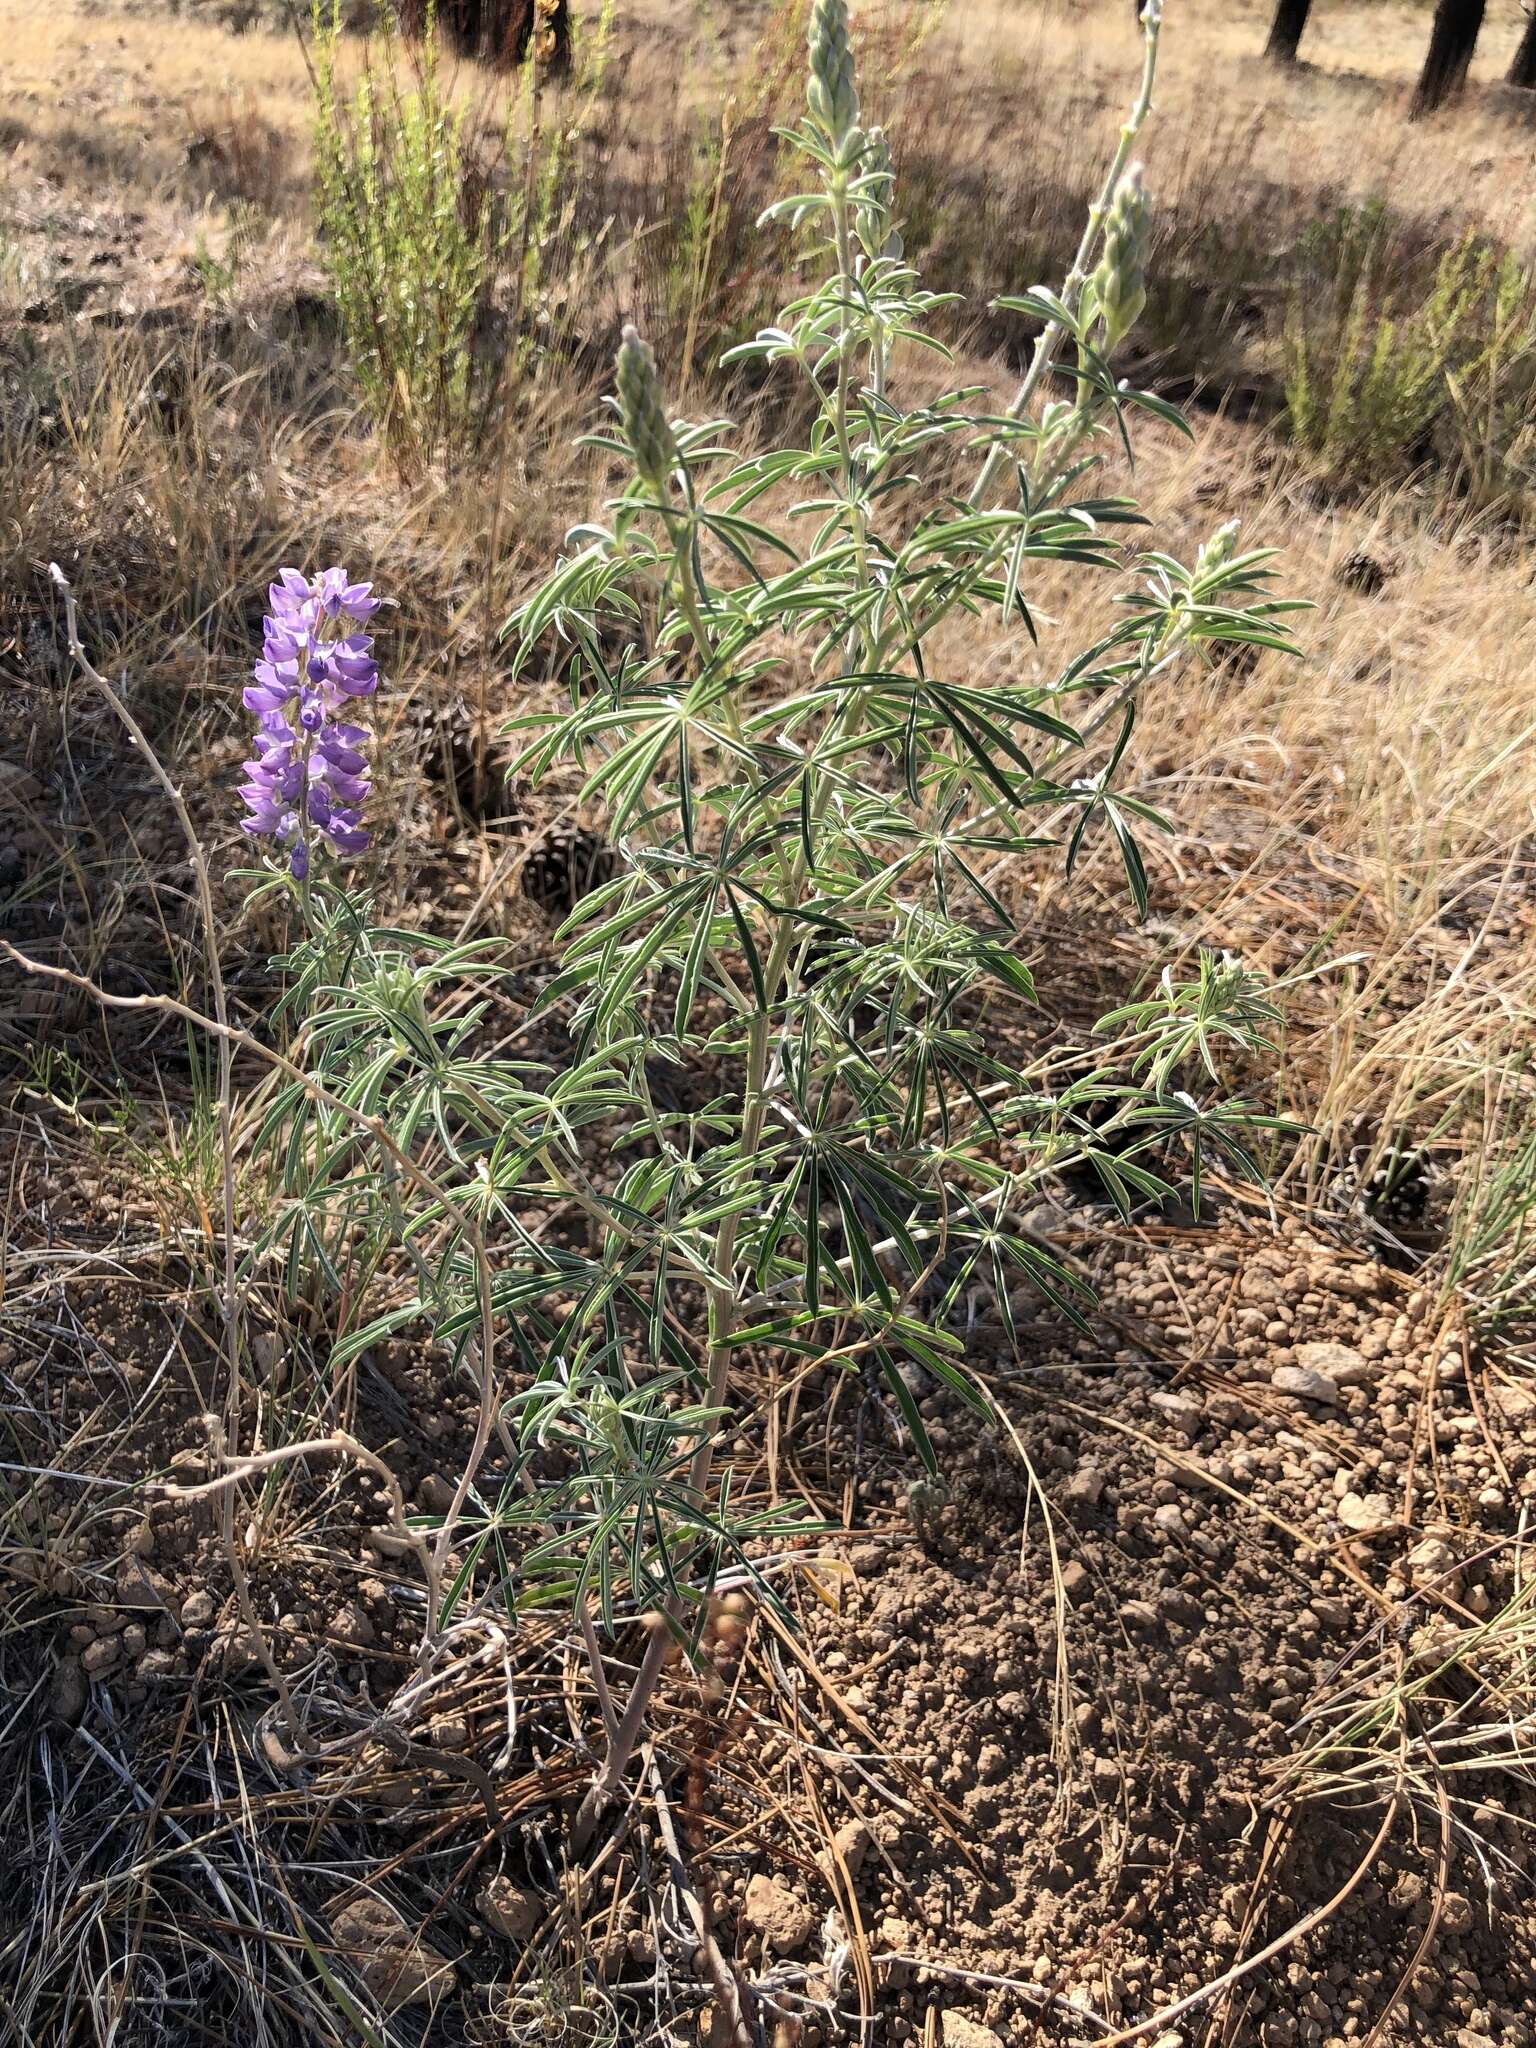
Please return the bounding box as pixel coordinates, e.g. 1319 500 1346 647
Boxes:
1092 163 1151 351
615 324 679 495
807 0 859 148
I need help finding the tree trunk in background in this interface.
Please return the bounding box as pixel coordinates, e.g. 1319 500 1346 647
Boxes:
398 0 571 74
1509 9 1536 86
1265 0 1314 62
1411 0 1487 113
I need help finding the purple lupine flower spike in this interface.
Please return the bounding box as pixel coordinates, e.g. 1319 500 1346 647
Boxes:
238 566 380 876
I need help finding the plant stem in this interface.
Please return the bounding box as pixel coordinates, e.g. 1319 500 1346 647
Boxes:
968 0 1163 513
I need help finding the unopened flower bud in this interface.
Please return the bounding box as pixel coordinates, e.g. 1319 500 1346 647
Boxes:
859 126 902 259
808 0 859 148
1093 163 1151 351
1195 519 1240 578
615 324 679 495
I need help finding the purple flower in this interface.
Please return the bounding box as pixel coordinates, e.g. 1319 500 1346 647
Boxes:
238 566 381 876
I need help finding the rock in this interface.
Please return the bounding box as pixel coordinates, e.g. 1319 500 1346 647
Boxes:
1090 1753 1121 1793
81 1636 120 1678
329 1893 449 2010
1059 1560 1092 1604
940 2014 1004 2048
138 1650 178 1680
1149 1390 1203 1438
1062 1463 1105 1508
829 1820 873 1876
1272 1363 1338 1405
1337 1491 1395 1536
1121 1599 1159 1631
476 1875 542 1942
327 1601 376 1647
116 1556 174 1613
1489 1379 1535 1422
180 1590 217 1627
0 762 44 803
742 1873 816 1954
417 1473 457 1516
1406 1536 1457 1582
1152 1503 1185 1534
212 1624 263 1673
1294 1340 1370 1388
48 1657 87 1723
1439 1891 1474 1936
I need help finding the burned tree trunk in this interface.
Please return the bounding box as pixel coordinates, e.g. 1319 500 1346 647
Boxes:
1411 0 1487 113
397 0 571 74
1265 0 1314 62
1509 8 1536 87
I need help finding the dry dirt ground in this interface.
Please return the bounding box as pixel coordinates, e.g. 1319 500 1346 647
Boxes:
7 1145 1536 2046
4 0 1536 2044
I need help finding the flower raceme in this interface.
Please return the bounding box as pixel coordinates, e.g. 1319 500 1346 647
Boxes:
238 567 381 879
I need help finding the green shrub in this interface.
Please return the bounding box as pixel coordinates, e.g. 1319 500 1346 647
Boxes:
309 0 616 469
1285 201 1536 509
1440 248 1536 517
312 9 493 465
1445 1062 1536 1346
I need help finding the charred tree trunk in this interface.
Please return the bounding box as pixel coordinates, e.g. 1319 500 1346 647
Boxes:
398 0 571 74
1411 0 1487 113
1509 8 1536 86
1265 0 1314 62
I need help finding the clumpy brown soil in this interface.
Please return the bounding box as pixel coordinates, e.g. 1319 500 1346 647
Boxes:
7 1123 1533 2045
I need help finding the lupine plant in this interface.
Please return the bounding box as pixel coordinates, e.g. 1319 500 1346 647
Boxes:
244 0 1303 1824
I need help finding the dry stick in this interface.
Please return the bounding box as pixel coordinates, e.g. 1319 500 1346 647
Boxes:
647 1751 753 2048
1357 1678 1452 2048
169 1430 438 1616
45 565 301 1728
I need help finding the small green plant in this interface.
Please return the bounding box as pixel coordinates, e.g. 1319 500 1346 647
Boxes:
1285 202 1536 504
310 1 617 467
246 0 1303 1840
190 203 265 303
312 7 495 464
1441 247 1536 517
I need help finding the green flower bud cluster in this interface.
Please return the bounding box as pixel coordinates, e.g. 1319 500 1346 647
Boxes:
1091 163 1151 352
616 324 679 495
858 126 903 260
1195 519 1241 580
808 0 859 152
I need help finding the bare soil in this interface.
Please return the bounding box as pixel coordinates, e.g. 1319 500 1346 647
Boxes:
7 1104 1534 2044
